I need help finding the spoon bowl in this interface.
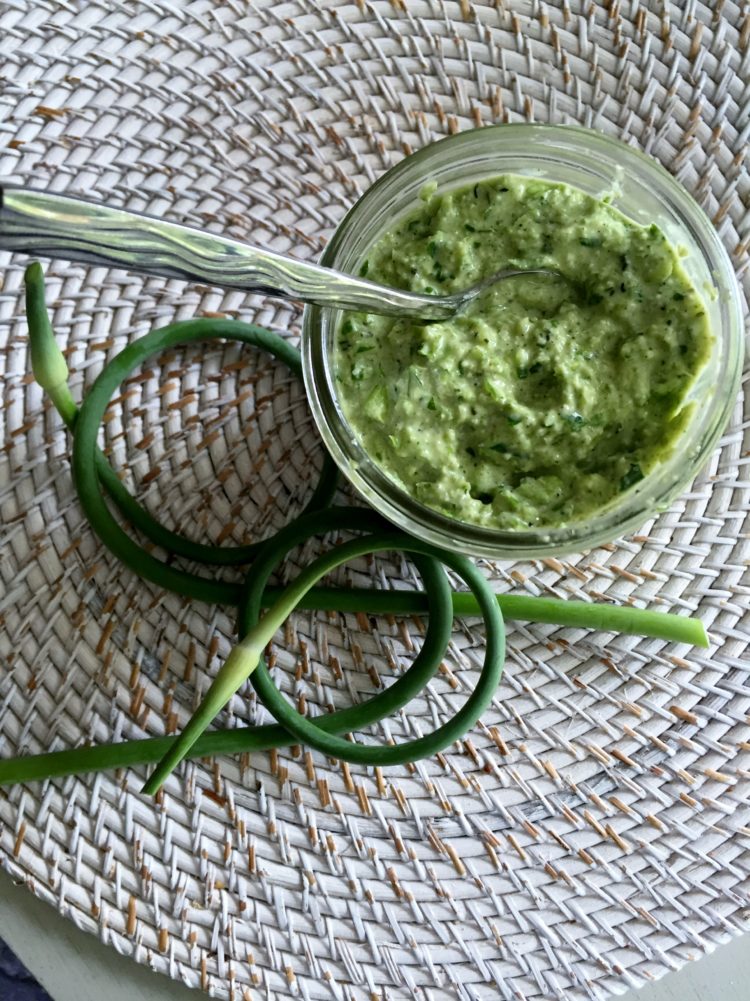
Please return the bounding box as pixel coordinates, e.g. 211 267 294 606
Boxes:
445 266 563 318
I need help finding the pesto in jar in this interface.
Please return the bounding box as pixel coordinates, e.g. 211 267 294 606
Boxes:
335 175 713 530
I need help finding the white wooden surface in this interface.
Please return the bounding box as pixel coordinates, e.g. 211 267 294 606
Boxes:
0 871 746 1001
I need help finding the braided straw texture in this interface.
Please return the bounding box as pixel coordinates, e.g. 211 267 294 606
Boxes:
0 2 749 999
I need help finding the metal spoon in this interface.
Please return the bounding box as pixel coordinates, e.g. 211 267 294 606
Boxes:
0 186 559 321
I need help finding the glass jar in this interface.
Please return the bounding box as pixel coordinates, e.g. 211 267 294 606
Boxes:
302 125 744 558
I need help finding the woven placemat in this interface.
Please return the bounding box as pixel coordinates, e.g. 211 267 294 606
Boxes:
1 3 749 999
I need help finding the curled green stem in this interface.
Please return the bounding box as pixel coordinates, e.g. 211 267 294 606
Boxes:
279 586 708 647
0 578 707 790
141 530 461 794
7 263 709 793
25 262 77 425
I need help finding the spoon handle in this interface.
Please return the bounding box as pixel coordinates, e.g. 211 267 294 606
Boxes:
0 186 450 319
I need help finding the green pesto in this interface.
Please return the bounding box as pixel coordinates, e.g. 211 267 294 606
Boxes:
335 175 713 530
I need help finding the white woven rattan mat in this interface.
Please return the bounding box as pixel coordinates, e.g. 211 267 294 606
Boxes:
1 3 749 999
